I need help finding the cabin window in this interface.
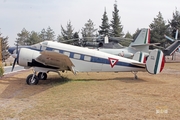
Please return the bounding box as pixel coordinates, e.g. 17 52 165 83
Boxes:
53 49 59 53
64 51 70 57
59 50 64 54
84 55 91 61
74 54 80 59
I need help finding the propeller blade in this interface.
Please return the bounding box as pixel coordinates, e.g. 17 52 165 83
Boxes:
16 44 18 54
11 58 17 72
11 42 19 72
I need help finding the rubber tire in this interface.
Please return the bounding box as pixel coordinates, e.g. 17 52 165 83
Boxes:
26 74 39 85
37 72 47 80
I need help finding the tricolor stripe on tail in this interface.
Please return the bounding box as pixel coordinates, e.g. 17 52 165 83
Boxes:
132 51 146 63
146 49 165 74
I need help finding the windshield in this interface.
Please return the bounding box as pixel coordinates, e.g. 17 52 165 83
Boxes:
31 41 48 50
31 43 42 50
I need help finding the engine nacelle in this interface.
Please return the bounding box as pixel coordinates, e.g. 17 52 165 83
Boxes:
18 48 41 67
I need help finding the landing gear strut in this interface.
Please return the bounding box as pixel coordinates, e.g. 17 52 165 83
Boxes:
38 72 47 80
132 71 138 79
26 71 47 85
26 71 39 85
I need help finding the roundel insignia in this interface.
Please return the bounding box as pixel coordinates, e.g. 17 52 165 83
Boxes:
108 57 118 68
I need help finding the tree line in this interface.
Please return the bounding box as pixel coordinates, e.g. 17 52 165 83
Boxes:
13 3 180 46
1 2 180 61
0 34 9 62
14 3 180 47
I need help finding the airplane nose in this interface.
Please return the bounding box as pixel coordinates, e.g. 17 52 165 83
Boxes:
8 47 18 58
8 47 16 54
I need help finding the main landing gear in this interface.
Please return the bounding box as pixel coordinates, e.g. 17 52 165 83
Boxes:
37 72 47 80
26 71 47 85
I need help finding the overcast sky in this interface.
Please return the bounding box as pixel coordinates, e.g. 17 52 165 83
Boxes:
0 0 179 46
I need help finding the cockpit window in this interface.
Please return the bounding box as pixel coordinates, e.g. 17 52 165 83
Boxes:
31 41 48 50
41 41 48 46
41 41 48 50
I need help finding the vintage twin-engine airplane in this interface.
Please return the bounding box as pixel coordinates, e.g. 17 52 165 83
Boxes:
8 40 165 85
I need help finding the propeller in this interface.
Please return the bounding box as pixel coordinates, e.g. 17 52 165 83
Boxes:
11 43 19 72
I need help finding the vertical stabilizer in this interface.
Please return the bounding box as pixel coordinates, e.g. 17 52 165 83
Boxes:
129 28 150 47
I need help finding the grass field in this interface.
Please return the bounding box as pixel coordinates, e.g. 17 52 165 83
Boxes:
0 62 180 119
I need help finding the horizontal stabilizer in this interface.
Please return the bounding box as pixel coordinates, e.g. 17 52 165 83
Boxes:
146 49 165 74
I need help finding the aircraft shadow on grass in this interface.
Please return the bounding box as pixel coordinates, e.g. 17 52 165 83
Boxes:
0 75 146 99
0 76 70 99
71 77 146 83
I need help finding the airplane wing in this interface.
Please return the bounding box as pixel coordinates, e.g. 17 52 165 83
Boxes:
35 50 75 73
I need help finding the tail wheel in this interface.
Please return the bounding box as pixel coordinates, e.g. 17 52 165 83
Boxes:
38 72 47 80
26 74 39 85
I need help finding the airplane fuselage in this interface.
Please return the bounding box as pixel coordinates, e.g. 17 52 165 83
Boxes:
18 41 145 73
8 40 165 85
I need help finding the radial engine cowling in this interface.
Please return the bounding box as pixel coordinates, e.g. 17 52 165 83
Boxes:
18 48 40 67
